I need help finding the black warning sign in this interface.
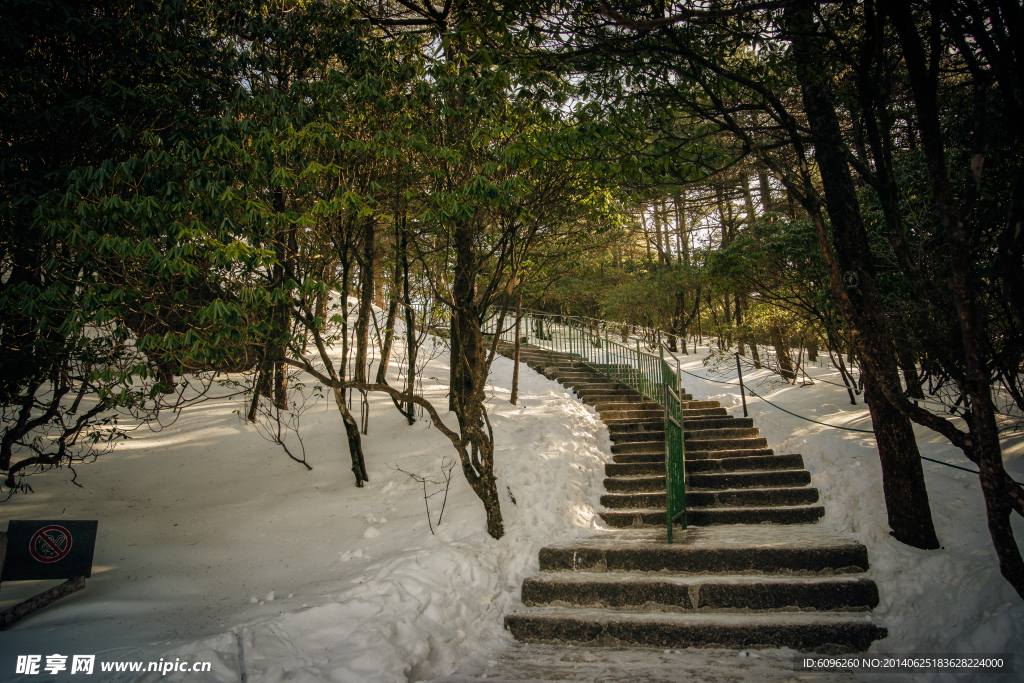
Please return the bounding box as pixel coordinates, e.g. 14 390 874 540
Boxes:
2 520 98 581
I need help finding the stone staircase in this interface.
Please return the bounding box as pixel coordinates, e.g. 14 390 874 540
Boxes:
496 342 887 652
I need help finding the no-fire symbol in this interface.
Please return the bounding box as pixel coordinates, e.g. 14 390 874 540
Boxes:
28 525 73 563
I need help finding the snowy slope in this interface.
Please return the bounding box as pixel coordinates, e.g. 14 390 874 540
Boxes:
1 339 610 682
1 336 1022 683
670 348 1024 677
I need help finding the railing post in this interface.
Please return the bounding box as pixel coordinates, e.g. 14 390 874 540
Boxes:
659 344 664 399
598 325 606 378
735 352 748 418
635 339 642 398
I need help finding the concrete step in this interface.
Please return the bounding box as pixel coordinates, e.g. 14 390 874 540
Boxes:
550 366 604 376
607 448 777 469
604 416 750 434
554 374 608 387
605 461 669 477
600 409 664 421
681 407 728 418
573 382 632 393
504 609 886 652
684 437 770 452
604 469 812 493
596 401 662 413
610 442 666 456
581 396 647 407
600 487 820 511
580 393 646 405
607 421 665 435
521 573 880 612
680 400 722 410
609 452 801 471
606 417 663 432
689 469 811 490
684 416 751 429
599 504 826 527
685 427 761 440
537 527 868 574
610 430 665 443
542 360 591 369
685 447 775 460
686 453 805 473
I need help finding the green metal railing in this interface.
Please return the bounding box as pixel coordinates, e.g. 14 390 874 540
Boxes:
662 357 687 540
483 309 687 540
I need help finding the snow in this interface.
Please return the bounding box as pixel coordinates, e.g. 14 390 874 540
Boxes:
663 347 1024 681
1 334 1022 683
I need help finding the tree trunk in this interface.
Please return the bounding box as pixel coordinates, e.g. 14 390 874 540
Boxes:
334 386 368 487
758 171 774 213
788 0 938 549
723 294 733 348
861 370 939 545
830 344 858 405
375 255 400 385
885 0 1023 592
400 219 416 424
451 221 504 539
770 324 796 380
273 354 287 411
896 342 924 400
354 218 375 386
511 295 522 405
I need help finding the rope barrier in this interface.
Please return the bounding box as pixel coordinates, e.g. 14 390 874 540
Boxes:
740 386 877 434
496 310 1023 486
670 359 1023 484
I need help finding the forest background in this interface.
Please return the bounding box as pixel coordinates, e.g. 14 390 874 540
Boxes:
2 0 1024 601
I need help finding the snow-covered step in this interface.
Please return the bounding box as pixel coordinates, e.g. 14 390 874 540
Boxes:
521 573 880 612
504 608 887 652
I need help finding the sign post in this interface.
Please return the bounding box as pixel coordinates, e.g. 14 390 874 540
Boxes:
0 520 97 631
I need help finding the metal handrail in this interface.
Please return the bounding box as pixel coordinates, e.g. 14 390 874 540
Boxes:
484 308 687 540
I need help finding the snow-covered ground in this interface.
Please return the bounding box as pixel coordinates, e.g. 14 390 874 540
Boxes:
1 334 1021 683
670 348 1024 681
